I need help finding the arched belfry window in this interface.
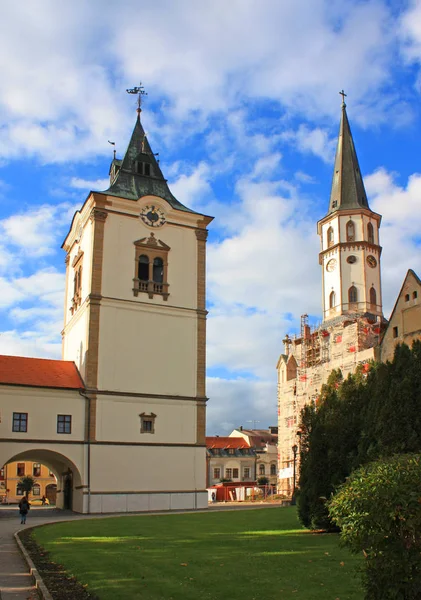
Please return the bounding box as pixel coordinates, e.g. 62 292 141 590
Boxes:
367 222 374 244
329 291 336 309
133 233 170 301
346 220 355 242
138 255 149 281
370 287 377 307
348 285 358 304
327 227 334 248
153 257 164 283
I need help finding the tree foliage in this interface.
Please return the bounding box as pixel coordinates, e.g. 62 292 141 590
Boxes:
19 475 35 494
328 454 421 600
297 341 421 530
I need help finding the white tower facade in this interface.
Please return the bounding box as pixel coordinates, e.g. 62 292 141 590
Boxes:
317 101 383 323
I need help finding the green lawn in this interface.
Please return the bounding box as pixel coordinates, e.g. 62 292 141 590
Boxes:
33 507 362 600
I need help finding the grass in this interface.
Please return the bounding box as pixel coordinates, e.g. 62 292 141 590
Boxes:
33 507 362 600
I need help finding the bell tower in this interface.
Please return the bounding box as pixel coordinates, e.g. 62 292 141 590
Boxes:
317 93 383 323
60 87 213 512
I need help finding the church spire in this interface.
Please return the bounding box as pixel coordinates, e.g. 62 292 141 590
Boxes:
103 87 195 213
327 91 370 215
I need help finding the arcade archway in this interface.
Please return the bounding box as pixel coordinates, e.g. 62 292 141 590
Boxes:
1 448 83 512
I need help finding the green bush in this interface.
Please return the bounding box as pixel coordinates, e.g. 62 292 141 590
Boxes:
328 454 421 600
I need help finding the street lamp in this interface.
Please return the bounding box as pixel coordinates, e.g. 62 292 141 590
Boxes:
291 444 298 505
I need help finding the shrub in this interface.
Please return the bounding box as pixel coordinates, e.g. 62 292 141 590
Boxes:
328 454 421 600
19 475 36 495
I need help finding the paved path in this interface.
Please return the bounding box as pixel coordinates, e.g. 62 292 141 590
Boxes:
0 502 284 599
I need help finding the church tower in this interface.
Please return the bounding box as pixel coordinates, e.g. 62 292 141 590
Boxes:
276 95 385 497
61 90 213 512
317 95 383 323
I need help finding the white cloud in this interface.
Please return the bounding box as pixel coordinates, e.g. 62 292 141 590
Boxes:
0 203 72 258
70 177 109 191
206 377 277 436
0 0 407 163
282 125 336 164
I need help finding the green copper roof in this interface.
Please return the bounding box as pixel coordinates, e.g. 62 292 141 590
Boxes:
327 103 370 215
103 113 194 213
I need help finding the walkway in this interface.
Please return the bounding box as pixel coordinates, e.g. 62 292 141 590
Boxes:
0 502 283 599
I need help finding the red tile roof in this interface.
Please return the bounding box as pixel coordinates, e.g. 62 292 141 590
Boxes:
206 436 250 449
0 355 84 390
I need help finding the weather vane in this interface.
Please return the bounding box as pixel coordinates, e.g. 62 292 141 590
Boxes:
126 82 148 112
339 89 347 107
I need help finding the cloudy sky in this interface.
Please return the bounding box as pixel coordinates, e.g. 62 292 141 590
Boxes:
1 0 421 435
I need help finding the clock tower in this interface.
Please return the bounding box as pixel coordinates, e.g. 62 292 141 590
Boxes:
60 95 213 512
317 97 383 323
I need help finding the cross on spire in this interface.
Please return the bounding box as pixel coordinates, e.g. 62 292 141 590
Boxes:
339 89 347 108
126 82 148 113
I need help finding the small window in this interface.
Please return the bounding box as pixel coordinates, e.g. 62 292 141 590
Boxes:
393 326 398 339
327 226 334 248
225 468 232 479
140 412 156 434
33 463 41 477
213 468 220 479
370 287 377 307
414 291 418 300
244 467 250 479
348 286 358 304
346 220 355 242
136 162 151 176
332 200 338 208
233 468 239 479
32 484 41 496
13 413 28 433
329 291 336 309
0 468 4 478
16 484 25 496
17 463 25 477
228 448 235 455
57 415 72 434
259 464 265 475
367 222 374 244
270 464 277 476
138 255 149 281
405 294 410 302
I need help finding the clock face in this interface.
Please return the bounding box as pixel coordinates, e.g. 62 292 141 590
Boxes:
367 255 377 268
326 258 337 272
347 255 357 264
140 205 166 228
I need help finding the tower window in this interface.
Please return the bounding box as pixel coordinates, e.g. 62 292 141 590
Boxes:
348 286 358 304
133 234 170 300
414 291 418 300
405 294 410 302
329 291 336 308
136 162 151 176
346 220 355 242
153 257 164 283
393 326 398 338
370 287 377 307
327 227 334 248
138 255 149 281
367 222 374 244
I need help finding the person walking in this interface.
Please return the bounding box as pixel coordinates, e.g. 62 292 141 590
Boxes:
18 495 30 525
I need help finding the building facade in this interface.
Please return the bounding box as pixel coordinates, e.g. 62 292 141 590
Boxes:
0 100 213 513
206 437 256 486
229 427 278 485
0 460 57 504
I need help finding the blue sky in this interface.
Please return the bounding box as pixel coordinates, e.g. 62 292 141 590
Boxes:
1 0 421 434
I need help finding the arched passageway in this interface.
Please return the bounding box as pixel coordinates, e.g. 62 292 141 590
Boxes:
1 448 84 512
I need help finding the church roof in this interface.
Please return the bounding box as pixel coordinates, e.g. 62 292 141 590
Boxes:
327 100 370 215
103 112 195 213
0 356 84 390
